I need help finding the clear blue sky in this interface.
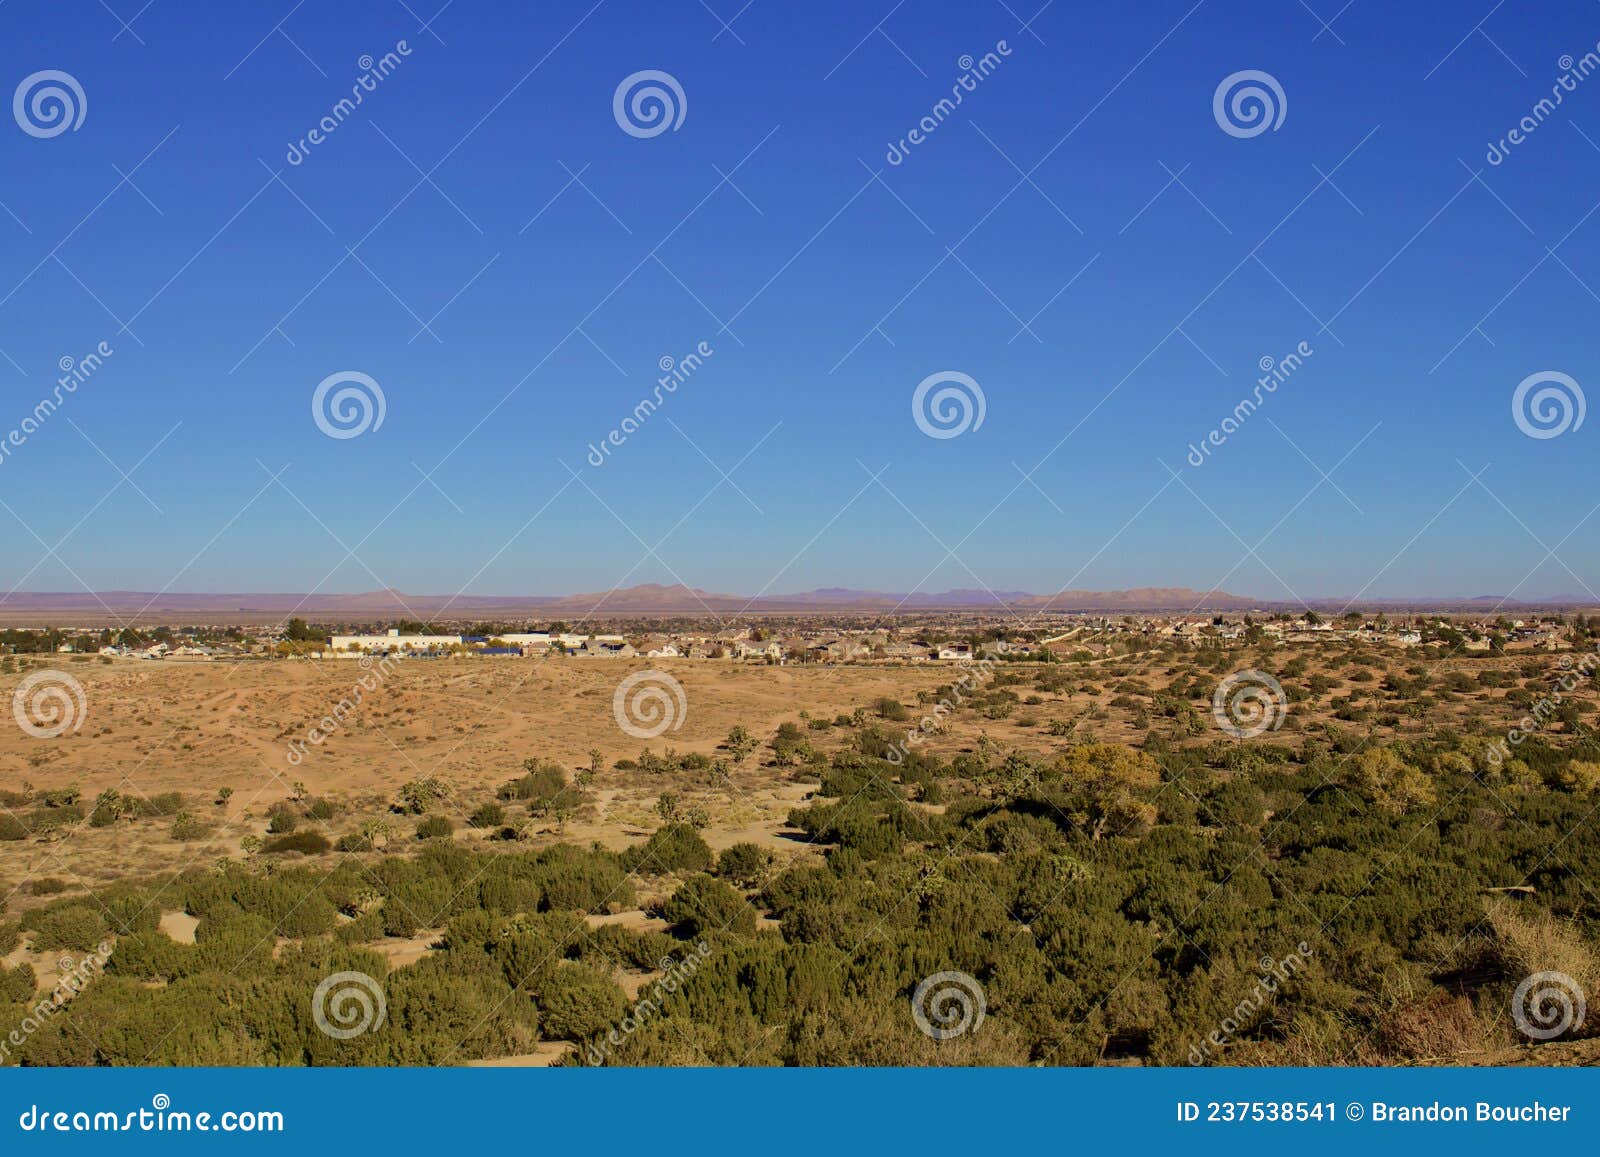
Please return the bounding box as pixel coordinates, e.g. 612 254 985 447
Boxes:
1 0 1596 603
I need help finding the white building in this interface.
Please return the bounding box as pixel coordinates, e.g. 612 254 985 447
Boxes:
328 629 462 653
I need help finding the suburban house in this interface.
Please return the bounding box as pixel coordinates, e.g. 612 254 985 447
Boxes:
581 636 635 658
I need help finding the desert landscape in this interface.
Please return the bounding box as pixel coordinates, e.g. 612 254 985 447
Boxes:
4 612 1599 1067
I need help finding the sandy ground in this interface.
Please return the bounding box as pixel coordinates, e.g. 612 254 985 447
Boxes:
157 911 198 943
465 1042 573 1067
0 657 950 903
3 647 1586 911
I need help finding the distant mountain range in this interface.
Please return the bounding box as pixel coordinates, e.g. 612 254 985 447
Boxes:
0 583 1594 623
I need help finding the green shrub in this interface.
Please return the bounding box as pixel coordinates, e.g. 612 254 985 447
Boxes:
335 831 375 853
27 905 108 952
621 823 712 875
261 830 331 856
106 931 191 981
335 909 387 944
532 847 634 913
194 912 277 974
716 843 772 888
874 696 910 721
170 811 209 841
135 793 185 817
497 760 583 813
416 815 454 841
536 964 627 1041
469 802 505 829
478 875 541 916
663 875 756 938
266 806 298 834
0 962 36 1003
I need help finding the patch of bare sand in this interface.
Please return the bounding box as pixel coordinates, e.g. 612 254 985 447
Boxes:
584 910 669 934
158 911 198 944
466 1042 573 1067
370 930 442 969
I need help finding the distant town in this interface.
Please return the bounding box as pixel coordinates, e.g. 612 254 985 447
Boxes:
1 608 1583 664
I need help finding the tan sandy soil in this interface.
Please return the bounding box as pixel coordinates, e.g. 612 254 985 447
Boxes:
464 1042 573 1067
370 930 442 970
0 657 951 908
157 911 198 944
583 910 669 934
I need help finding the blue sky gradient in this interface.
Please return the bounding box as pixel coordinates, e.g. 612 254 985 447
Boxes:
1 0 1597 603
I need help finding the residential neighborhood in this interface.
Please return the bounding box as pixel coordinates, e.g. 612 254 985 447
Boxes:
2 609 1585 665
